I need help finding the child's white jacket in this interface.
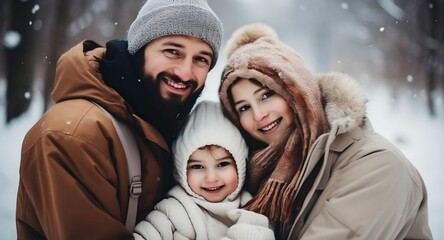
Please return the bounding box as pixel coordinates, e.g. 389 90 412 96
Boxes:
134 185 275 240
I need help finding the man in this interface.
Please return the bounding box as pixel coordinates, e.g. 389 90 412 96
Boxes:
15 0 223 239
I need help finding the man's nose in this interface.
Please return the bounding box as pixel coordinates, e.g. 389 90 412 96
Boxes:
174 59 193 82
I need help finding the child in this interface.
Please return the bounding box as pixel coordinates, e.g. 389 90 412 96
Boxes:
133 101 275 240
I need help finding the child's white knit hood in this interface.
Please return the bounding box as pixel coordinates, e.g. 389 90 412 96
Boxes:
172 101 248 201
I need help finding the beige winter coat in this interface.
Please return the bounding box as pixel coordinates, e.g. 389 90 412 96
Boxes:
282 73 433 239
219 23 432 240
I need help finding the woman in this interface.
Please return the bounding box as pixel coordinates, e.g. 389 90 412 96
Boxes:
218 23 432 239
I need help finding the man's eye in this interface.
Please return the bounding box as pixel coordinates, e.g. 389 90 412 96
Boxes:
197 56 209 63
195 56 211 67
164 49 179 56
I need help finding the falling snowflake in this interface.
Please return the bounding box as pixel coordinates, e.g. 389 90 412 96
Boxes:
31 4 40 14
24 92 31 100
3 31 21 49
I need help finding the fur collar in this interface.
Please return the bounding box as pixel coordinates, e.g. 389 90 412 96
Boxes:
317 72 367 134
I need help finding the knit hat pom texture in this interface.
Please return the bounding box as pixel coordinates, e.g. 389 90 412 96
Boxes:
224 22 278 60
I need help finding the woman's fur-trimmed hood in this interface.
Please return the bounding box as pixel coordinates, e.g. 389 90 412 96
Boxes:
218 22 368 222
220 23 367 136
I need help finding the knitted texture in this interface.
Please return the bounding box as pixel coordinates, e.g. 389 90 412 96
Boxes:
172 101 248 201
219 23 328 222
127 0 223 69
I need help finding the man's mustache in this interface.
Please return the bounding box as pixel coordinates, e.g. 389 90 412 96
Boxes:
157 72 197 89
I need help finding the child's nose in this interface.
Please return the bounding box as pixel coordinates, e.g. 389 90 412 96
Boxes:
204 170 218 182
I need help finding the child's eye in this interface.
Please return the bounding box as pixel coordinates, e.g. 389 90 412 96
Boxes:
188 164 204 170
217 160 234 168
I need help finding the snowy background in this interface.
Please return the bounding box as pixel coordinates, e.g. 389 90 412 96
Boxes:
1 0 443 239
2 63 443 240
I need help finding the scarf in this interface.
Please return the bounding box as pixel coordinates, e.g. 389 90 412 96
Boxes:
219 35 329 223
242 63 328 223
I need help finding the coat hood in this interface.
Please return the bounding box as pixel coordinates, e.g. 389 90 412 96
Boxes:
53 40 168 150
52 41 132 121
172 101 248 201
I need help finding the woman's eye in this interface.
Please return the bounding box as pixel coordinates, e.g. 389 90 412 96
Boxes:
261 90 274 100
237 105 250 113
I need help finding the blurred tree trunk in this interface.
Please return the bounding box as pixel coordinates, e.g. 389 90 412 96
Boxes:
41 1 70 110
112 0 128 39
0 0 9 79
5 0 37 122
112 0 144 39
425 0 438 116
419 0 444 117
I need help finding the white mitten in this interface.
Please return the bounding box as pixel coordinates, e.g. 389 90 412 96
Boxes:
224 209 275 240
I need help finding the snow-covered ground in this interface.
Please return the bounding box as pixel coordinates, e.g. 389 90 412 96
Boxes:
1 76 443 239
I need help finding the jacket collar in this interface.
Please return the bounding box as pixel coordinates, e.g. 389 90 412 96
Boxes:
311 72 369 189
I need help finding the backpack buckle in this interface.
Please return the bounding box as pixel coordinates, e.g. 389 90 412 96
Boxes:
129 176 142 198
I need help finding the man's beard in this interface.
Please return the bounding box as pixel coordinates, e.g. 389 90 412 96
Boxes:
99 40 203 143
134 71 203 143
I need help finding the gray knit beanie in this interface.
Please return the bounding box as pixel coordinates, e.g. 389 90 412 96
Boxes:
127 0 223 69
172 100 248 201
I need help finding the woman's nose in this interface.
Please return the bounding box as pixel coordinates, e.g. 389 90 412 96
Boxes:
253 107 268 122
